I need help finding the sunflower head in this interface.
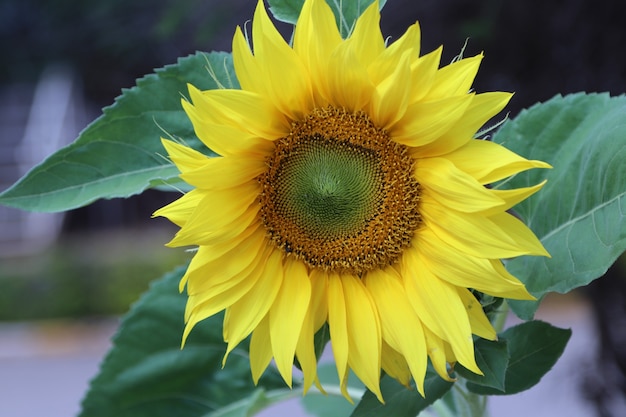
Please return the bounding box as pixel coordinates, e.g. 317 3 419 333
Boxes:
154 0 550 402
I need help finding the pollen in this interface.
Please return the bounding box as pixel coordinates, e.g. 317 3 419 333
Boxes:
258 107 421 274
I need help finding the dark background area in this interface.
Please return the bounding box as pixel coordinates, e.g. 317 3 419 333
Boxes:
1 0 625 415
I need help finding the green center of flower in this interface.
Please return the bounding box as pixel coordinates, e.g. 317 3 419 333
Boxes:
258 107 421 274
275 136 383 239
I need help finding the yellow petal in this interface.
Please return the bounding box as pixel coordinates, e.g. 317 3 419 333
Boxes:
444 139 552 184
368 22 421 84
347 0 385 66
424 54 483 100
381 340 411 388
183 102 274 157
232 24 261 94
408 46 442 103
403 249 480 374
415 157 505 213
325 43 374 111
152 189 205 227
366 268 427 396
293 0 341 107
484 181 547 217
161 139 209 172
269 257 312 387
416 228 534 300
489 212 550 257
456 288 497 341
309 269 329 331
423 326 454 381
223 249 285 363
184 226 267 296
250 0 314 120
412 92 512 158
182 252 265 346
189 86 289 139
343 275 383 402
392 94 474 146
421 199 544 259
180 155 266 190
369 51 412 129
166 181 259 247
327 274 350 401
250 315 273 384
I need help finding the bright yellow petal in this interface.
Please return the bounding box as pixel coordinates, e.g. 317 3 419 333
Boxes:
392 94 474 146
250 315 273 384
347 0 385 66
327 274 350 401
489 212 550 257
380 340 411 388
269 257 312 387
343 274 383 403
180 155 266 190
416 228 534 300
415 157 505 213
182 103 274 157
365 268 427 396
423 326 454 381
412 92 512 158
152 189 205 227
166 182 259 247
161 138 209 172
407 46 442 103
182 254 264 346
424 54 483 100
293 0 341 107
189 86 289 139
223 249 285 363
484 181 547 217
444 139 552 184
421 199 545 259
250 0 314 119
183 226 267 296
232 25 263 95
368 51 412 129
368 22 421 84
456 288 497 341
403 249 481 374
310 269 329 331
325 43 374 111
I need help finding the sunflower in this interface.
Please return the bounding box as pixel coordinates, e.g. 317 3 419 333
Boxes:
154 0 550 402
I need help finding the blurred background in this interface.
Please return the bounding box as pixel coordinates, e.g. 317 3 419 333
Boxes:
0 0 624 416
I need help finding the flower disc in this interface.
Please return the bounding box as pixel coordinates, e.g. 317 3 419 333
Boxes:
259 107 421 274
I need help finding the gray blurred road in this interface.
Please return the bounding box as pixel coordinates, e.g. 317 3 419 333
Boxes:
0 294 617 417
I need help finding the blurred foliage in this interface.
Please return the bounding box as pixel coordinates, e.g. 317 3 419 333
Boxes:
0 228 189 320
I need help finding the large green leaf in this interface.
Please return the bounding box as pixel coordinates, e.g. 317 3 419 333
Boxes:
466 321 571 395
455 338 509 392
492 93 626 319
349 370 453 417
0 52 237 213
79 266 286 417
268 0 387 38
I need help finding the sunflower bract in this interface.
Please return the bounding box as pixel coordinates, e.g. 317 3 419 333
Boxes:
154 0 551 402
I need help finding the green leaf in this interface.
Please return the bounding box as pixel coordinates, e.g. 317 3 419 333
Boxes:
349 370 453 417
492 93 626 319
455 339 508 392
268 0 387 38
466 321 571 395
0 51 237 213
79 266 285 417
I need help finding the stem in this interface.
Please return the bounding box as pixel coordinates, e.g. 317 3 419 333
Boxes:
492 299 510 334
